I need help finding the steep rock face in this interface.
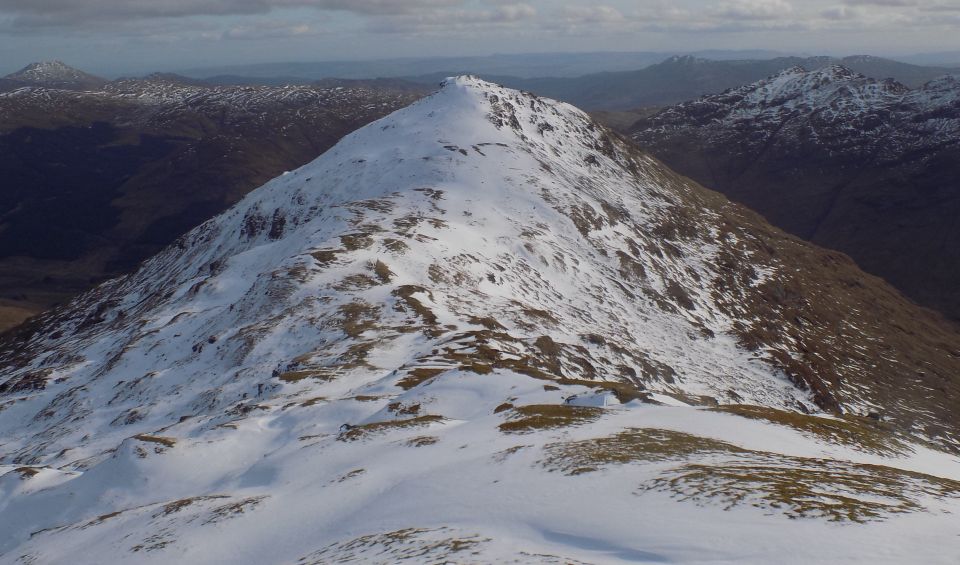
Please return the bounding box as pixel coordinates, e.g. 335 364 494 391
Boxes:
632 65 960 322
0 77 423 329
1 78 960 563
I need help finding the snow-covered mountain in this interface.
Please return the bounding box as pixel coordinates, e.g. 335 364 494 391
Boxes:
2 77 960 564
633 65 958 155
2 61 107 91
631 65 960 322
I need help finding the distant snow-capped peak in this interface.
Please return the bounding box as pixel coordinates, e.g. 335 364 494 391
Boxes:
5 61 101 84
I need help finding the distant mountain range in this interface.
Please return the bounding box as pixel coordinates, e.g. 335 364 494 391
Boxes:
174 50 793 81
0 63 425 330
896 51 960 67
171 54 960 112
456 55 959 111
631 65 960 322
9 54 953 113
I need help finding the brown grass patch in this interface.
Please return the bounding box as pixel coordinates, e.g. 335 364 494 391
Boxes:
14 467 40 478
338 301 381 338
396 367 446 390
406 436 439 447
278 370 335 383
133 434 176 448
338 415 446 442
392 285 438 327
310 249 344 266
332 274 378 291
340 233 374 251
373 260 394 283
300 396 327 407
498 404 603 434
468 316 506 330
712 405 911 456
542 428 744 475
646 457 960 523
383 238 409 254
543 426 960 523
203 496 267 524
298 527 488 565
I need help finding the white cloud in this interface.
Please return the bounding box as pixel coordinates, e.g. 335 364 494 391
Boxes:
0 0 467 27
366 4 536 34
821 5 859 19
844 0 919 6
223 19 317 39
919 1 960 10
558 5 626 24
712 0 794 20
287 0 463 15
1 0 959 50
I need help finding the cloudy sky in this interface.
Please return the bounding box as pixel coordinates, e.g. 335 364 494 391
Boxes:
2 0 959 75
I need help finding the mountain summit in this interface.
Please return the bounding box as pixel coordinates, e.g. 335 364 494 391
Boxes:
2 77 960 563
3 61 107 91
